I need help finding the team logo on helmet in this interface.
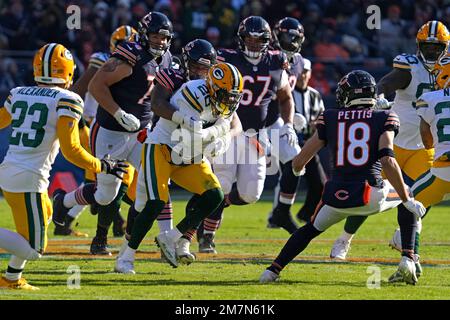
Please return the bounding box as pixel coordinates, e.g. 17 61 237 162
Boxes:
64 49 73 60
212 67 224 80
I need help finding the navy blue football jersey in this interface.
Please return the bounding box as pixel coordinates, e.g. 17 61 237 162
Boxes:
316 108 400 187
96 41 172 132
217 49 288 131
153 66 187 93
266 53 304 127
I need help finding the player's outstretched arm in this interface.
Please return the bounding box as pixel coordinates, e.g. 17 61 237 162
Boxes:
419 117 434 149
151 83 178 120
71 66 98 98
292 131 325 175
377 68 411 98
378 130 410 202
56 116 103 173
277 83 294 125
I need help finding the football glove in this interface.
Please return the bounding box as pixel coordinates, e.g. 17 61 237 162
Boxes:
205 132 231 158
201 118 231 142
403 198 426 219
374 97 393 110
100 154 129 179
172 111 202 131
280 123 298 147
113 109 140 132
293 113 307 132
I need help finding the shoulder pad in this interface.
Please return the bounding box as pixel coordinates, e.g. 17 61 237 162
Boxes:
393 54 419 70
217 48 237 61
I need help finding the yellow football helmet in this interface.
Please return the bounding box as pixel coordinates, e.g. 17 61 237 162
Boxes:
33 43 75 88
433 53 450 89
207 62 243 118
110 25 137 53
416 20 450 70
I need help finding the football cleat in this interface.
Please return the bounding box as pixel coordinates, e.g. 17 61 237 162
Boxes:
268 208 298 234
90 236 112 256
53 224 88 237
114 257 136 274
389 228 402 252
0 277 39 290
397 256 418 285
176 238 196 265
259 270 280 283
52 189 70 227
330 238 352 260
155 232 178 268
198 233 217 254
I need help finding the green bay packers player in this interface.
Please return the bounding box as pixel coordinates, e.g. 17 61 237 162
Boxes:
115 62 243 273
55 25 138 239
0 43 126 290
330 20 450 262
389 54 450 285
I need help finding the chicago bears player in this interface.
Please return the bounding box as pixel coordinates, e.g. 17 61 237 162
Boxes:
259 70 426 283
389 55 450 285
0 44 126 290
114 39 217 271
196 16 297 253
54 25 137 238
115 63 243 272
266 17 305 233
52 12 174 256
330 21 450 262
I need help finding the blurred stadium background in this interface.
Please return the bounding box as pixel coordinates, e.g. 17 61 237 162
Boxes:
0 0 447 188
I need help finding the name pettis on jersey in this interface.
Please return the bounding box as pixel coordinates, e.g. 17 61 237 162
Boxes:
338 109 373 120
16 87 59 98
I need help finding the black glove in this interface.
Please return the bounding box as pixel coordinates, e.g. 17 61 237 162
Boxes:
100 154 129 179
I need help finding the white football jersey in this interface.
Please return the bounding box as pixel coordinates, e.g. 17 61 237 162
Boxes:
148 79 230 160
392 54 435 150
0 86 84 193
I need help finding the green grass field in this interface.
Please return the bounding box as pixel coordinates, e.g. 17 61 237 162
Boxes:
0 195 449 300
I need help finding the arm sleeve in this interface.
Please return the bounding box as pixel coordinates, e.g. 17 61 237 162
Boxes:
383 111 400 136
57 116 102 173
154 68 177 93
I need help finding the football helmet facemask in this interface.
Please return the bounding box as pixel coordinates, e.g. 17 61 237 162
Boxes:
416 20 450 70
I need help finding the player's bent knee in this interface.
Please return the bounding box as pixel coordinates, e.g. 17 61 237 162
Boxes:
25 248 42 261
239 192 260 204
202 188 224 207
94 189 117 206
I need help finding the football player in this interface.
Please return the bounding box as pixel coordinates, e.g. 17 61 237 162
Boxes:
115 63 243 272
196 16 297 253
54 25 138 238
114 38 217 271
329 21 450 262
0 44 126 290
388 55 450 285
259 70 426 283
52 12 174 256
266 17 305 233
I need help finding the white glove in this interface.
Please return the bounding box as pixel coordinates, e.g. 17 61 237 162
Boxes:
293 113 307 132
403 198 426 219
280 123 298 147
172 110 202 131
201 118 230 142
374 97 393 110
204 132 231 158
113 109 140 132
